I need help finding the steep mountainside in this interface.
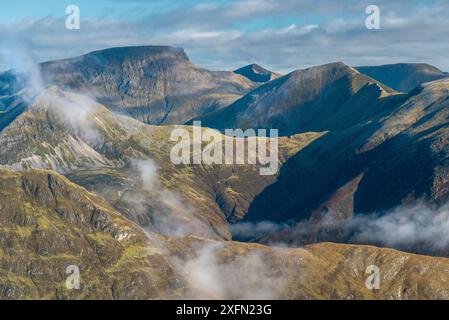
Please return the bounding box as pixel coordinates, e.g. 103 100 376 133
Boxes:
194 62 405 135
243 77 449 254
356 63 448 93
0 46 256 125
234 64 281 83
0 86 321 241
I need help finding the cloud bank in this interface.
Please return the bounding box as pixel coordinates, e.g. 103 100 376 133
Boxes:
233 202 449 255
349 202 449 253
1 0 449 73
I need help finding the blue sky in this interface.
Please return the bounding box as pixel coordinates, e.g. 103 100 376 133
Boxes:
1 0 448 73
0 0 205 22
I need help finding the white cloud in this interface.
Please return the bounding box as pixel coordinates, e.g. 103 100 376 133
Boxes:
350 203 449 252
1 0 449 73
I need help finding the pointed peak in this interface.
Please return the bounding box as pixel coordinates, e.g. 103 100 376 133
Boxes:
234 64 280 83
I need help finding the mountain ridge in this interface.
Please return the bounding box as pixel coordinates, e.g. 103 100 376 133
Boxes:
193 61 403 135
356 63 448 93
0 86 323 241
241 77 449 256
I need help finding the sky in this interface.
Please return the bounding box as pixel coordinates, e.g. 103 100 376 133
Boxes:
0 0 448 73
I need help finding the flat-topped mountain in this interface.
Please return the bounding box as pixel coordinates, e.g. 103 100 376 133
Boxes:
0 45 256 126
356 63 448 93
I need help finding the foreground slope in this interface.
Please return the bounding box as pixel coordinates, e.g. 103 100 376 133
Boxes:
0 169 180 299
2 171 449 300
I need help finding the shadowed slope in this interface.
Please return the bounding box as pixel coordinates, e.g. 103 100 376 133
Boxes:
356 63 448 93
242 78 449 255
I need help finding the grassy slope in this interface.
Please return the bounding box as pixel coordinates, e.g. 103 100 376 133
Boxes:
2 169 449 299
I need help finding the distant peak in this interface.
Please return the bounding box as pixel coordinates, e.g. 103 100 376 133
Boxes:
357 62 443 73
234 63 280 83
355 63 448 92
249 64 271 74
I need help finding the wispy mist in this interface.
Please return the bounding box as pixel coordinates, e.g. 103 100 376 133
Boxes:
232 202 449 256
1 43 102 144
0 41 44 102
170 240 287 299
349 202 449 253
124 159 221 239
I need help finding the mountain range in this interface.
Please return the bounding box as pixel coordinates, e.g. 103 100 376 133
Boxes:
1 46 255 126
2 45 449 299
